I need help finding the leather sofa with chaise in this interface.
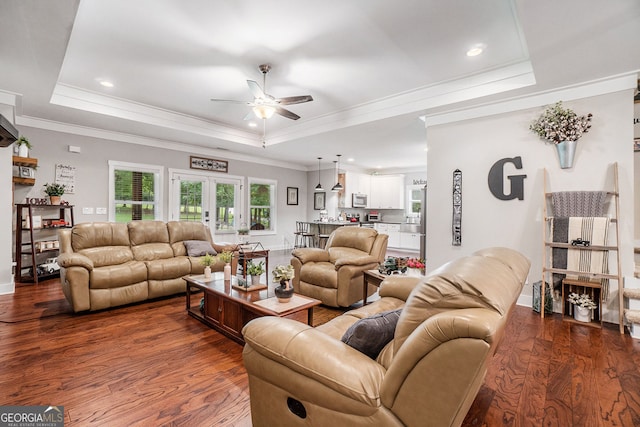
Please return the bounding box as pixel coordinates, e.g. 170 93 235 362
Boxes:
290 226 388 307
242 247 530 427
57 220 237 312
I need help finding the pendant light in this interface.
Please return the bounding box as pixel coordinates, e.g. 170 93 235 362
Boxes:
314 157 323 192
331 154 343 192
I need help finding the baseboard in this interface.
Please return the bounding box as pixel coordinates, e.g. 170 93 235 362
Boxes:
0 277 15 295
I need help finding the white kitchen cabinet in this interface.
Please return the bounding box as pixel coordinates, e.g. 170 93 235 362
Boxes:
375 223 401 248
399 232 421 251
342 172 371 208
369 175 404 209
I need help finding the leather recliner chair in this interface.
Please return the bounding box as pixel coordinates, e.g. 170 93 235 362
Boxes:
290 226 388 307
242 247 531 427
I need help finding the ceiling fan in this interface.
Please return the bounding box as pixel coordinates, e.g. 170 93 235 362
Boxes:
211 64 313 121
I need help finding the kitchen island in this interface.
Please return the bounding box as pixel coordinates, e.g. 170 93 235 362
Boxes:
299 221 360 248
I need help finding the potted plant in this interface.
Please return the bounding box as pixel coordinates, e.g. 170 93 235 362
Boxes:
246 260 265 286
43 182 65 205
567 292 597 322
272 264 295 302
237 224 250 244
529 101 593 169
216 250 233 281
200 253 215 279
16 136 31 158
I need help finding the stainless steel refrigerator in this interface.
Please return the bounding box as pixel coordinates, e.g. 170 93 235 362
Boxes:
420 184 427 263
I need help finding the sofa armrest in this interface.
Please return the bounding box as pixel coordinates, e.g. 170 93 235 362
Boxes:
291 248 330 264
213 242 239 253
334 255 378 268
378 276 421 301
57 252 94 271
243 316 385 406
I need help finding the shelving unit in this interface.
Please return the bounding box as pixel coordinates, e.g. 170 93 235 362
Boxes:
12 156 37 186
15 203 74 284
540 163 622 331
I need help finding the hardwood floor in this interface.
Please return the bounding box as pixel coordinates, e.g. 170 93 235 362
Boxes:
1 250 639 426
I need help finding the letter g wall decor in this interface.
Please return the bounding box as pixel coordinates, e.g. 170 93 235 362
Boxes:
488 156 527 200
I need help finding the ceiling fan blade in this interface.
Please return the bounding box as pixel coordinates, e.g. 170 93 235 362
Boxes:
243 111 255 121
274 106 300 120
276 95 313 105
247 80 266 99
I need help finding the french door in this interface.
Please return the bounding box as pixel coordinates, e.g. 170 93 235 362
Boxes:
169 170 243 239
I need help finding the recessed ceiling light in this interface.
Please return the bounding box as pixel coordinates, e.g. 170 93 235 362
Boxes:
347 158 354 162
424 147 428 152
248 122 257 128
466 44 486 57
99 80 114 88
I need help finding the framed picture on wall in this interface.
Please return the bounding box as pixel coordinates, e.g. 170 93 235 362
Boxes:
287 187 298 205
314 192 326 210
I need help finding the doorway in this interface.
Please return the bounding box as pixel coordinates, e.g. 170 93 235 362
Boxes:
169 169 244 240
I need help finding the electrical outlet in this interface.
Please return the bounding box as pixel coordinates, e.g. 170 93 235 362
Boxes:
96 207 107 215
82 207 94 215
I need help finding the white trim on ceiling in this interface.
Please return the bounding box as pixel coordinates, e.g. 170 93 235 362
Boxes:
14 115 310 172
422 72 639 128
48 61 535 148
50 83 261 146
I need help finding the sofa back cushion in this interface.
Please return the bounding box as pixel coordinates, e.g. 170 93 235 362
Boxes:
393 248 529 353
128 221 174 261
70 222 133 267
167 221 213 256
326 227 378 254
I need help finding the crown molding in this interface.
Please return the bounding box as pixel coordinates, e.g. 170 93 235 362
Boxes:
423 71 639 128
14 115 308 171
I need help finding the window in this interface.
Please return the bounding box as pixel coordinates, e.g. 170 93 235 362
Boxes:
248 178 276 233
109 161 163 222
407 185 424 215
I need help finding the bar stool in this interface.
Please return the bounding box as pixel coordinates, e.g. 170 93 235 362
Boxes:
317 223 332 249
294 222 315 248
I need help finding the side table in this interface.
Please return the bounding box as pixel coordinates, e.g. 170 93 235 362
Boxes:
363 269 386 305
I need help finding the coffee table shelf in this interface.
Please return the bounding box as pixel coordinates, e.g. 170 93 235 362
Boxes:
185 273 320 344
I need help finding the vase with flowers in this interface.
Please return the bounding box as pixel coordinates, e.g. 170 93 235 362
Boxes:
529 101 593 169
200 253 215 279
216 250 233 281
272 264 295 303
406 257 426 276
567 292 597 322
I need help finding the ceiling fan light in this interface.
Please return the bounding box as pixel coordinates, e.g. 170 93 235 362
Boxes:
253 105 275 119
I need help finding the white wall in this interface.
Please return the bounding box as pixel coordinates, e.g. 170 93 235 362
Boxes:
0 103 15 295
426 90 634 323
12 126 309 253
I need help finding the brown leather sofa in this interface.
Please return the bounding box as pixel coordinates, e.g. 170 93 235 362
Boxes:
242 247 530 427
290 226 388 307
57 220 237 312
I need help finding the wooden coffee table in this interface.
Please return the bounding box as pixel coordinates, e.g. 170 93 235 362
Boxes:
185 273 321 344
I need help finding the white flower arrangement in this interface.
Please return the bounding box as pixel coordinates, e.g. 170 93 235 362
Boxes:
530 101 593 144
272 264 295 283
567 292 597 310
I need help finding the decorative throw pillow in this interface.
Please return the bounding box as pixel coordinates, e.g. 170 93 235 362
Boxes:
183 240 217 257
341 309 402 359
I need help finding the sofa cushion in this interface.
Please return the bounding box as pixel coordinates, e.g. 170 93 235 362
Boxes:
341 309 402 359
394 250 529 352
71 222 131 251
183 240 217 257
326 227 378 253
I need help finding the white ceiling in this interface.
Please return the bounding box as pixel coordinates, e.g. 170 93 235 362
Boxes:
1 0 639 172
